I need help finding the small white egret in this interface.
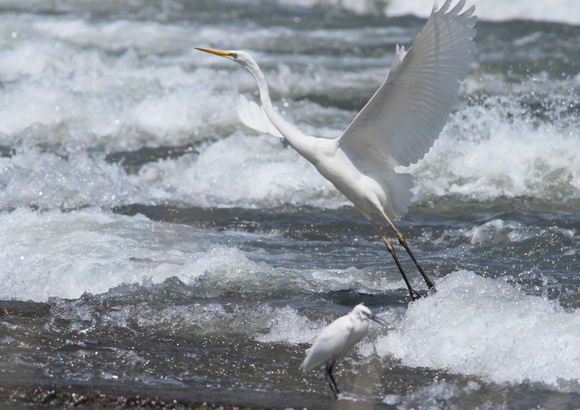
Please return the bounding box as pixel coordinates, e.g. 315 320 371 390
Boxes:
300 304 385 398
197 0 477 300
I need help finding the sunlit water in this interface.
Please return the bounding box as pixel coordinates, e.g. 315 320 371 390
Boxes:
0 0 579 408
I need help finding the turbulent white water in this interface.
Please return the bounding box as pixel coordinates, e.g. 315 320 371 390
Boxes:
276 0 580 24
386 0 580 24
376 271 580 386
0 208 200 300
0 8 577 213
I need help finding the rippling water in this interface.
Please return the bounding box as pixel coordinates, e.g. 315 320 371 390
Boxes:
0 0 579 408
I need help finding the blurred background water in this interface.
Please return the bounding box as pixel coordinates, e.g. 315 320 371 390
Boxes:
0 0 578 407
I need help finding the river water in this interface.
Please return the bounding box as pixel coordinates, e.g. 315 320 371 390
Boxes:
0 0 579 408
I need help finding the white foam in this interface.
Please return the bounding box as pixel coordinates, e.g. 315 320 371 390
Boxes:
3 92 576 213
256 306 322 344
383 380 482 408
283 0 580 25
135 88 580 209
0 133 335 211
0 208 402 302
182 244 288 292
407 95 580 202
0 15 238 147
137 132 343 208
0 147 143 210
76 300 320 343
375 271 580 385
0 208 210 301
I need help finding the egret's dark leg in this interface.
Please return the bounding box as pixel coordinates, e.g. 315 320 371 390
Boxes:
380 210 435 290
370 220 421 301
325 362 339 399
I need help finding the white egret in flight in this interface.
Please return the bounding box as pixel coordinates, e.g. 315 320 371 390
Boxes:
197 0 476 300
300 303 385 398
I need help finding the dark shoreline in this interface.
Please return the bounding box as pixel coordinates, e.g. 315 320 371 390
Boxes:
0 300 51 318
1 383 393 409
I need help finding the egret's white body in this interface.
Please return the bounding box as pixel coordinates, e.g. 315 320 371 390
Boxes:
197 0 477 300
300 304 384 397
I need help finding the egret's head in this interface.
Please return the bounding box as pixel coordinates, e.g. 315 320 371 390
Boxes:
196 47 267 96
352 303 386 325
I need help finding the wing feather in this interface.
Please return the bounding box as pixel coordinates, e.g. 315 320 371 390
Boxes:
339 0 476 168
236 94 284 138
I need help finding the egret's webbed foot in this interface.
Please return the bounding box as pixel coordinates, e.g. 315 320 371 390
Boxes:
410 290 422 301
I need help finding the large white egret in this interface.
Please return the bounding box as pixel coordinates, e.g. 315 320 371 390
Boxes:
300 303 385 398
197 0 477 300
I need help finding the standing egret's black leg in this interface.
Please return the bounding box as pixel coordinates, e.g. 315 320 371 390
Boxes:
324 362 340 399
370 220 421 301
380 210 435 290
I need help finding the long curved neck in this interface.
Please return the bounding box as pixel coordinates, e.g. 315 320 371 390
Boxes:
244 62 317 160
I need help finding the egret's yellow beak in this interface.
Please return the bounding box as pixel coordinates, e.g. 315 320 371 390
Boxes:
195 47 236 58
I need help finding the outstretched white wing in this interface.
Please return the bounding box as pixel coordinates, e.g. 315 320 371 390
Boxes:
236 94 284 138
339 0 476 168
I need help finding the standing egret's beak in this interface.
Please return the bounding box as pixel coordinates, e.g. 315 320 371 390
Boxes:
364 311 387 326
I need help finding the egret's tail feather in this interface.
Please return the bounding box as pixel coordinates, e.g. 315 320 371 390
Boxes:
380 172 414 220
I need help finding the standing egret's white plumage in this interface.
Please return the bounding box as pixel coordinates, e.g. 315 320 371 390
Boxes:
197 0 477 301
300 304 385 398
